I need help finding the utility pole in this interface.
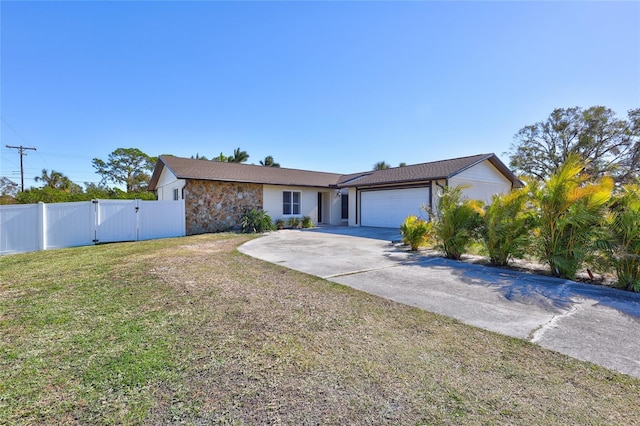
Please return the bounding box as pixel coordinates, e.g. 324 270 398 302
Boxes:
6 145 37 191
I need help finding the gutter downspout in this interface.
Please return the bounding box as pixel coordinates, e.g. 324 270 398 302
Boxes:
433 180 448 221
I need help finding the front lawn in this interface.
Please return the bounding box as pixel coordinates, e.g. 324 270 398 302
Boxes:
1 234 638 424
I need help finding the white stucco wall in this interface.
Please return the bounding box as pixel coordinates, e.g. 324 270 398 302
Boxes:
449 160 512 204
155 167 186 201
263 185 342 225
348 187 358 227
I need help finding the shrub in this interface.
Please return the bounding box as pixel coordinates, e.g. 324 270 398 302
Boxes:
301 216 314 228
597 185 640 291
400 215 431 251
274 218 285 230
287 217 301 229
532 154 613 279
480 188 534 266
427 185 484 260
240 209 274 233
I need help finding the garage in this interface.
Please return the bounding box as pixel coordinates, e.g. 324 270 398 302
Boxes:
360 187 430 228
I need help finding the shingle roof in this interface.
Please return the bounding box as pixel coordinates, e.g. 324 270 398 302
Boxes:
148 153 522 191
336 153 522 188
148 155 344 190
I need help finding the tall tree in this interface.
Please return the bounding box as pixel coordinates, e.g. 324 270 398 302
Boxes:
92 148 156 192
259 155 280 167
373 161 390 171
34 169 80 192
1 176 19 196
227 147 249 163
211 152 227 162
191 153 208 160
509 106 639 183
0 177 19 204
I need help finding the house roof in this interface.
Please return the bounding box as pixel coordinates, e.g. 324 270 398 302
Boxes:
148 153 523 191
148 155 344 190
336 153 523 188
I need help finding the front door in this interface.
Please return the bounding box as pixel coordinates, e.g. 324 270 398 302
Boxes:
341 194 349 220
317 192 323 223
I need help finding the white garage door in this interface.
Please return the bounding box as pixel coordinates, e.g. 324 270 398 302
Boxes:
360 187 429 228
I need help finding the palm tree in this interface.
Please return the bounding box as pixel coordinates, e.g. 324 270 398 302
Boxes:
227 147 249 163
533 154 613 279
259 155 280 167
34 169 73 191
211 152 227 162
597 184 640 291
427 184 484 260
480 188 534 266
373 161 390 171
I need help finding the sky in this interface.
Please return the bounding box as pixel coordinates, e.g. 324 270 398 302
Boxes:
1 1 639 190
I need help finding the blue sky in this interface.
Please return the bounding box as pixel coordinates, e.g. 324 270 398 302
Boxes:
1 1 638 189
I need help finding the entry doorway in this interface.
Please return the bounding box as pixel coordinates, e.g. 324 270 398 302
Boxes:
317 192 323 223
341 194 349 221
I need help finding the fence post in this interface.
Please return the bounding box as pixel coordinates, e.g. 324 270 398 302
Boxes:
135 199 141 241
37 201 47 250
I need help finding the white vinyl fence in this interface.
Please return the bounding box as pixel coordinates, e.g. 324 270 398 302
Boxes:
0 199 186 255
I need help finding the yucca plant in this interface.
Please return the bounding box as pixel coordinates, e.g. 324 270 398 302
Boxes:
597 185 640 291
301 216 314 228
287 217 301 229
240 209 275 233
481 188 534 266
532 154 613 279
427 185 484 260
400 215 431 251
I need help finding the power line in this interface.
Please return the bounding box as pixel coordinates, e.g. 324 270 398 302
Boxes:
5 145 37 191
1 117 30 145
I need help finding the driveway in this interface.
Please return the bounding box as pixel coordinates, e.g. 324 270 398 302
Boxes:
239 227 640 379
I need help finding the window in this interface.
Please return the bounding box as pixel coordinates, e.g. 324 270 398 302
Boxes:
283 191 301 215
173 188 180 201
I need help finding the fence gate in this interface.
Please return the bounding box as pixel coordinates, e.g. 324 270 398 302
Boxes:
93 200 138 244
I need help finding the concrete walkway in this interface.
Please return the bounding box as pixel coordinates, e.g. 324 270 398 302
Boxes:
239 227 640 379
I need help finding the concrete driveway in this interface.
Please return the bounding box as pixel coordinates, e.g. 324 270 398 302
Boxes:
239 227 640 379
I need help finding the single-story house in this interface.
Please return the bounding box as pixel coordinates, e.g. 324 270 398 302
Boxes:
148 153 522 235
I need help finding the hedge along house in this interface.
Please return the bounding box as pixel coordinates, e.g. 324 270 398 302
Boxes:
149 153 522 235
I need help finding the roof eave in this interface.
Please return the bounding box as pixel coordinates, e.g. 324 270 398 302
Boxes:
338 177 443 189
148 156 170 191
182 176 337 189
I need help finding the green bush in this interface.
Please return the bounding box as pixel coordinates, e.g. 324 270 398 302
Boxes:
274 218 285 230
287 217 301 229
301 216 314 228
15 186 156 204
597 184 640 291
533 154 613 279
400 215 431 251
480 188 534 266
427 185 484 260
240 209 274 233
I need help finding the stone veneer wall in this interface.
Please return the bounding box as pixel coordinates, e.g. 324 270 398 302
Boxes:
185 180 263 235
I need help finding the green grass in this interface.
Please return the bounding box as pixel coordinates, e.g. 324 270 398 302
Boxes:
1 234 639 424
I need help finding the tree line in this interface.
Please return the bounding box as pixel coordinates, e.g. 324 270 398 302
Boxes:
1 105 637 205
190 147 281 167
0 146 283 204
